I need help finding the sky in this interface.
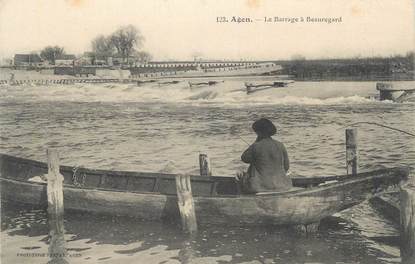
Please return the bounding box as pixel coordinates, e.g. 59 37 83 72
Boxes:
0 0 414 61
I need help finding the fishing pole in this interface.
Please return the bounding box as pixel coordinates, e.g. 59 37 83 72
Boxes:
237 135 250 145
346 122 415 137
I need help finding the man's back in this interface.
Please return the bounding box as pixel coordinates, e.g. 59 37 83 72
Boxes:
241 137 292 192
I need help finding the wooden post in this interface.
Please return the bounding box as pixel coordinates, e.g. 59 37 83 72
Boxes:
175 174 197 233
345 129 358 176
48 213 68 264
46 149 64 218
199 153 212 177
400 170 415 263
46 149 68 263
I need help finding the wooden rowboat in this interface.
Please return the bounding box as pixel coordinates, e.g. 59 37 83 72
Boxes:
0 153 409 226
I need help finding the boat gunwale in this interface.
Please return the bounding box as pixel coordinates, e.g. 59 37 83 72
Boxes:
0 153 228 182
1 163 409 199
3 153 407 182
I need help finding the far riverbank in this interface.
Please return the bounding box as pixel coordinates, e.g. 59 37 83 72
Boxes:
1 67 414 82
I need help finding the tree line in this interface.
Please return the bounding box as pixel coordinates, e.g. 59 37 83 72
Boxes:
38 25 151 65
275 52 414 81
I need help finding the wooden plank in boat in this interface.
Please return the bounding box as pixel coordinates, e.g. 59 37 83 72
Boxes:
255 187 305 196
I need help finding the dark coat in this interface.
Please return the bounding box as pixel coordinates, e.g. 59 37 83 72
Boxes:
241 137 292 193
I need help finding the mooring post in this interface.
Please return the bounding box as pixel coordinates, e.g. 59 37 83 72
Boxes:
46 149 68 263
175 174 197 233
345 128 358 176
46 149 65 218
400 169 415 263
199 153 212 177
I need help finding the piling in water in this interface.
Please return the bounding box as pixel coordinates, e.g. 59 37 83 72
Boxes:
175 174 197 233
346 129 358 176
46 149 68 263
400 169 415 263
199 153 212 176
46 149 64 218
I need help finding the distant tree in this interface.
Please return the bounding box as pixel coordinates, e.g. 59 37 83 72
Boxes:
291 54 306 61
91 35 114 58
406 51 414 67
290 54 307 78
134 51 152 63
110 25 144 63
40 46 65 65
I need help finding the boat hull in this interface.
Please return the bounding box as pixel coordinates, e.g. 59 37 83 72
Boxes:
0 177 347 225
0 178 169 220
0 154 409 226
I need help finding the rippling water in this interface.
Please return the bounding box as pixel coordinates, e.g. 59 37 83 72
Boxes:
1 78 414 263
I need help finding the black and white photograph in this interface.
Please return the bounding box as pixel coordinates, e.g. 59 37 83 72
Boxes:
0 0 414 263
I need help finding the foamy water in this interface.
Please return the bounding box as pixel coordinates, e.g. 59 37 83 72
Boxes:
1 78 404 105
1 79 414 263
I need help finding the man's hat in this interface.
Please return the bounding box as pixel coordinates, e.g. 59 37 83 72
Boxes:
252 118 277 136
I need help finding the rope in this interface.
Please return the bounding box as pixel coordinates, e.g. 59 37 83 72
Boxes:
346 122 415 137
72 166 86 187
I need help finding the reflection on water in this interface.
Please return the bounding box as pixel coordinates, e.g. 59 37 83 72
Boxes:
48 214 68 264
1 202 401 264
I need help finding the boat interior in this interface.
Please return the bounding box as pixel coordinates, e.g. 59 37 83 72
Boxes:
0 154 409 197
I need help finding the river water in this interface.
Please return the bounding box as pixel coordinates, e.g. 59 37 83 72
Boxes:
1 78 414 263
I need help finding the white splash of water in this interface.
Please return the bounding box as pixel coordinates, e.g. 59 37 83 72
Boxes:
1 80 414 106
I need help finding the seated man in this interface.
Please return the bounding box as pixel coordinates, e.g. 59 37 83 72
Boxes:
238 118 292 193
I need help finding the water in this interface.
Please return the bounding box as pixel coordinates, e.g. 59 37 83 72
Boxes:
1 78 414 263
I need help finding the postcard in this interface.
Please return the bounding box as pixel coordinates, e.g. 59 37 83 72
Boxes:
1 1 414 263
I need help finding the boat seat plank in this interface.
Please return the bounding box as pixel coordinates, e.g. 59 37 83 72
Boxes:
256 187 305 196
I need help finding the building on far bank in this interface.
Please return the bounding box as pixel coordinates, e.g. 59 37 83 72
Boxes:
55 54 76 66
74 52 109 66
13 54 43 66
